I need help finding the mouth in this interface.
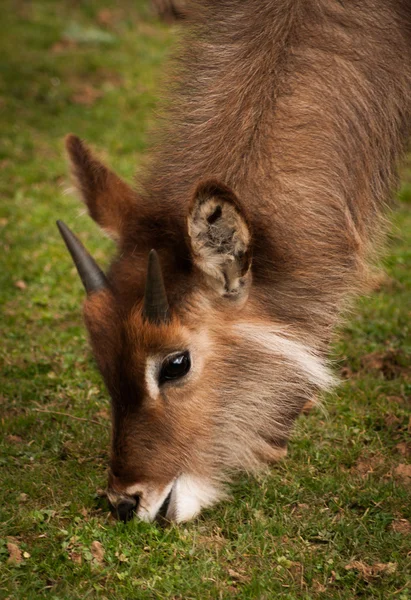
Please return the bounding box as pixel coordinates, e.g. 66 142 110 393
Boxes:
107 474 220 523
107 479 175 523
156 487 173 522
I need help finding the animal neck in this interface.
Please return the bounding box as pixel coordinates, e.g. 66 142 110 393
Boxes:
138 0 411 348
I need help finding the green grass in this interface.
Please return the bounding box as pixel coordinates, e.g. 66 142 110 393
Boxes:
0 2 410 598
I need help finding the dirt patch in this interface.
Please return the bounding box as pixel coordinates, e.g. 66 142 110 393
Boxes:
197 527 227 550
351 454 386 478
94 408 110 421
96 8 125 28
395 442 411 457
70 84 103 106
312 580 327 593
68 70 123 106
340 365 354 379
393 463 411 485
351 453 411 485
387 395 409 406
6 434 23 444
51 39 78 53
290 503 310 518
390 518 411 534
368 270 403 293
360 350 410 380
384 414 402 428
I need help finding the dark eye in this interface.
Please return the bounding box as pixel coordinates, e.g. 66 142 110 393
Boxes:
159 351 191 384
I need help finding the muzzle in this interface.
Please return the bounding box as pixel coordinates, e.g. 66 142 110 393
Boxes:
108 494 139 523
107 484 174 523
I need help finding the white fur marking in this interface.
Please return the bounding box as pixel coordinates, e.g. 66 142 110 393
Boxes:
145 357 160 400
235 323 336 390
122 481 175 523
137 480 174 522
118 477 221 523
167 474 222 523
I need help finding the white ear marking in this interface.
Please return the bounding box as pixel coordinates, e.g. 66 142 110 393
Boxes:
188 181 251 298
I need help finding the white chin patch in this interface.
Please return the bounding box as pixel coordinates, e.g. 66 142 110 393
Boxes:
135 480 174 523
122 475 221 523
166 475 221 523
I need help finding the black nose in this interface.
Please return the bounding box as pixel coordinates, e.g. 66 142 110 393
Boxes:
115 497 138 523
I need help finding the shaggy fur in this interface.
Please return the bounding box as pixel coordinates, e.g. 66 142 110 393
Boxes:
64 0 411 521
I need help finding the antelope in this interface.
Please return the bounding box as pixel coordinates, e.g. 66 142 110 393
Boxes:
57 0 411 523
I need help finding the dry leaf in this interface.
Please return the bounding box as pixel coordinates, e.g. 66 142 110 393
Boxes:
95 409 110 420
288 561 303 579
312 581 327 593
369 271 396 292
7 542 22 564
7 434 23 443
302 399 316 414
367 562 397 576
71 85 103 106
70 551 82 564
384 414 401 428
228 568 242 580
14 280 26 290
227 568 249 583
328 570 337 584
96 8 122 26
387 395 407 404
91 541 105 564
197 533 226 549
345 560 397 580
390 519 411 534
360 350 409 380
51 39 78 53
340 365 354 379
116 552 128 563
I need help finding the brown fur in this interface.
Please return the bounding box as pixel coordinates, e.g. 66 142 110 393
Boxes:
65 0 411 519
66 134 137 240
140 0 411 344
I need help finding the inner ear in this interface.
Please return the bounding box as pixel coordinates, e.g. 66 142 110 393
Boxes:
65 134 136 242
187 180 252 298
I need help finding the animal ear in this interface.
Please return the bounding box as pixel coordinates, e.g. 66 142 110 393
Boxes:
65 134 136 241
187 180 252 299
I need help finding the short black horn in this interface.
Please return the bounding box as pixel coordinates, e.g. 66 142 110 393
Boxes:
56 220 108 294
143 249 170 324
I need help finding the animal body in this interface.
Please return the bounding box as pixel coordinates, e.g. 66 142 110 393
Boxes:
58 0 411 523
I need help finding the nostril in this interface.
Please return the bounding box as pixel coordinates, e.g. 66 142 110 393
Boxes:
115 497 138 523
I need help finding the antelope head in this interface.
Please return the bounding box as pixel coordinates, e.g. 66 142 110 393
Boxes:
57 136 333 523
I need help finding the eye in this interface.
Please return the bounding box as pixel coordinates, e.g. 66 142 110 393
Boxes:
159 351 191 384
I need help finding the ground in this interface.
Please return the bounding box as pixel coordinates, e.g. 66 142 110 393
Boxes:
0 1 410 598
